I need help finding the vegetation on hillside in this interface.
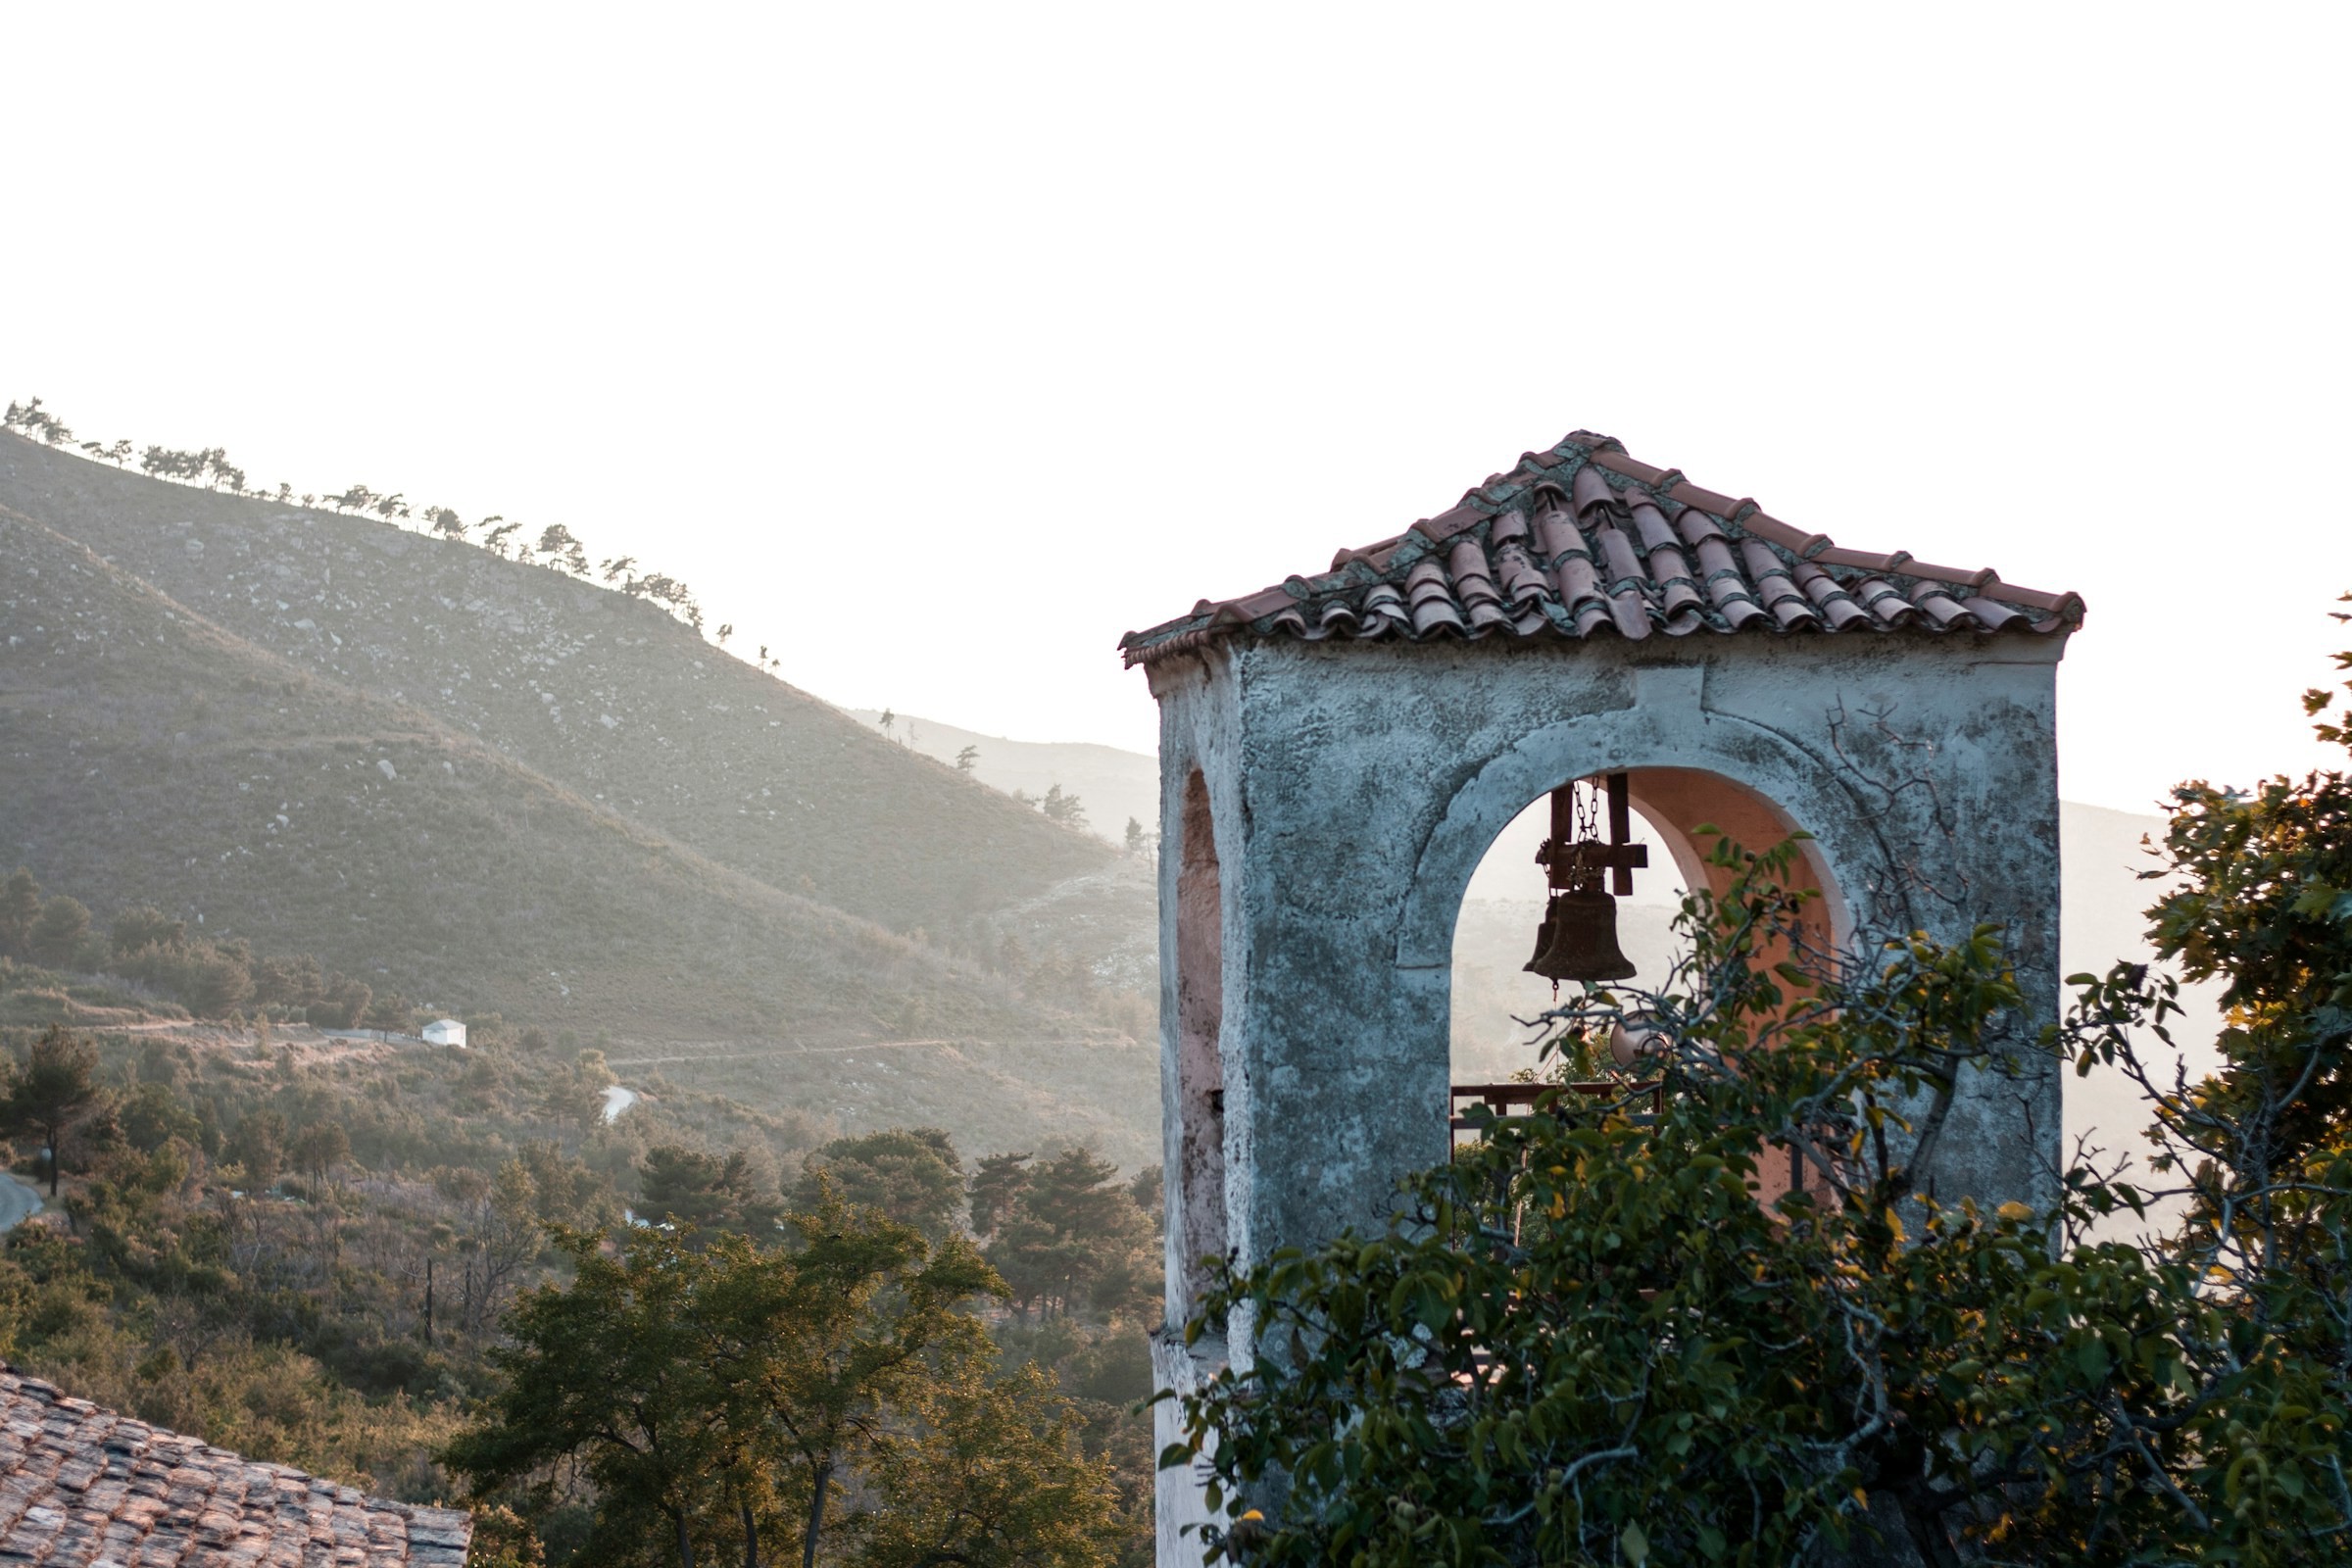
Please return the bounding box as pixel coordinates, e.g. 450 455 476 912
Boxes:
0 844 1163 1566
0 502 1129 1054
0 864 416 1038
0 416 1159 1163
4 398 716 638
1169 606 2352 1565
0 988 1160 1563
451 1203 1136 1567
0 421 1140 981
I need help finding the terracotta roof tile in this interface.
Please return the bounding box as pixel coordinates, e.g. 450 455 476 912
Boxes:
0 1369 469 1565
1120 430 2084 664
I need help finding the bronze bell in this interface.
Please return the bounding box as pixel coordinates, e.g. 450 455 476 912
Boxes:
1524 887 1638 983
1522 899 1560 972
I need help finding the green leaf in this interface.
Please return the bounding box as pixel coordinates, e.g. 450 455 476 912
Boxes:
1622 1520 1650 1564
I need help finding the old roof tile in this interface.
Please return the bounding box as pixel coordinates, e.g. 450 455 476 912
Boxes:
1121 430 2083 664
0 1369 469 1565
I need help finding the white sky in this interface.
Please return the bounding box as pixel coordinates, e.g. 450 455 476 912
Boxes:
4 5 2345 810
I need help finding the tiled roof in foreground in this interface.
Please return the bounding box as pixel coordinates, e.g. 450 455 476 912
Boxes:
1120 431 2083 666
0 1367 470 1565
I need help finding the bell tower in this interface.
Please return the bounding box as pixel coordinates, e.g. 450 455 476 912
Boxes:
1120 431 2082 1565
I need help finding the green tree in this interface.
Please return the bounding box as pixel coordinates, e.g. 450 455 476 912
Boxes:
200 448 245 492
252 951 324 1011
1169 672 2352 1568
534 524 589 575
540 1050 615 1131
968 1151 1033 1239
290 1120 350 1182
5 1025 101 1196
447 1227 742 1567
452 1197 1019 1568
226 1107 287 1189
516 1139 617 1234
1040 785 1087 830
441 1157 559 1338
956 745 980 774
142 446 201 483
108 904 184 957
3 398 70 446
700 1195 1004 1567
638 1145 783 1238
120 1082 202 1154
1127 1164 1161 1231
0 868 39 956
363 991 413 1037
790 1127 963 1240
183 946 256 1018
986 1149 1152 1320
26 896 89 967
2146 595 2352 1174
464 1506 545 1568
308 973 371 1029
857 1362 1126 1568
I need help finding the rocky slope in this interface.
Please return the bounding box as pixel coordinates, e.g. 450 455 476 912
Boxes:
0 504 1054 1046
0 434 1108 944
0 428 1161 1165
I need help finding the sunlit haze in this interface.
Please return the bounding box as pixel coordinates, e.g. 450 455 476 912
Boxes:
6 6 2345 808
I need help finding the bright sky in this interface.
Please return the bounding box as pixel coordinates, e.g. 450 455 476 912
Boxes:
5 6 2345 810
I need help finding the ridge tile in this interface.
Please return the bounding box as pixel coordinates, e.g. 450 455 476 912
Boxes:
1120 430 2082 664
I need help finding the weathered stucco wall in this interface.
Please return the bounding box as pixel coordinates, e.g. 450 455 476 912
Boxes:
1148 631 2066 1564
1160 633 2064 1285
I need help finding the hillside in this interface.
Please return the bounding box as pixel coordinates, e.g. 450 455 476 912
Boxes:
848 710 1162 849
0 432 1111 946
0 503 1065 1050
0 430 1161 1165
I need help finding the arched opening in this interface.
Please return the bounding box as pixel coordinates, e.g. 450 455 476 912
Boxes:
1448 766 1846 1209
1170 767 1226 1325
1450 786 1687 1085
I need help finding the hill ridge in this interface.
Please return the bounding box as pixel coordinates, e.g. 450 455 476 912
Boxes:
0 432 1117 948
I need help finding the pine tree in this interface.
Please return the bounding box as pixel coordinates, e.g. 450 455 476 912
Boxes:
5 1026 101 1196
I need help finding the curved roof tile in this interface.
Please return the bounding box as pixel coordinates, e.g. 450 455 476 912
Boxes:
1120 431 2083 665
0 1367 470 1566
